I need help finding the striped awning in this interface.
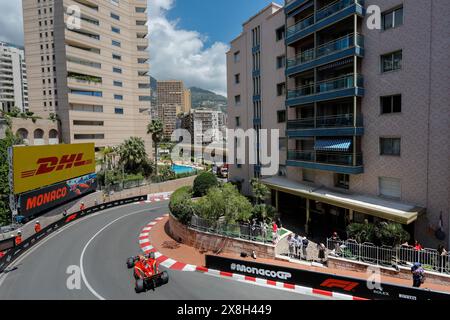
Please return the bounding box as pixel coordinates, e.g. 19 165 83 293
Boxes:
315 139 352 152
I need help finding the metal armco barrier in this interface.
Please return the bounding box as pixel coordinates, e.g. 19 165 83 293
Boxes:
0 195 147 273
205 255 450 300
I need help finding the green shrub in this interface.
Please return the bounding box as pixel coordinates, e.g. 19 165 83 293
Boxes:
169 186 195 224
193 172 218 197
195 183 253 224
375 222 410 246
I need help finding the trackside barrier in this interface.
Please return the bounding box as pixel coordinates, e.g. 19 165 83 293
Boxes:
327 238 450 275
0 195 147 273
205 255 450 301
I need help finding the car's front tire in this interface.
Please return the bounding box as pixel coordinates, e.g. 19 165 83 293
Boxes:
160 271 169 285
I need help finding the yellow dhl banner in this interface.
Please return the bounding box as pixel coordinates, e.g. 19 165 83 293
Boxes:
12 143 95 194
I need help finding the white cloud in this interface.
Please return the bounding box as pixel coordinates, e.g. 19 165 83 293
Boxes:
0 0 24 45
148 0 228 96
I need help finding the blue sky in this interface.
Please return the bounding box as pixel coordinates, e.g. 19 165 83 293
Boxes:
166 0 282 46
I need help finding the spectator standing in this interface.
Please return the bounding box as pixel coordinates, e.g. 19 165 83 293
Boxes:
438 244 448 273
411 262 425 288
318 243 326 263
0 251 5 258
94 199 98 206
414 240 423 251
287 234 295 258
294 234 302 259
34 221 41 234
63 209 68 217
272 222 278 244
276 217 283 238
261 221 268 243
80 202 86 212
302 236 309 260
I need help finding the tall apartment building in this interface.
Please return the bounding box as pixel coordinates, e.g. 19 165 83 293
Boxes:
0 42 29 112
22 0 151 150
227 0 450 247
156 80 190 138
181 109 221 145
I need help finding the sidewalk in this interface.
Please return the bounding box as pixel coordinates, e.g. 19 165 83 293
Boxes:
148 216 450 294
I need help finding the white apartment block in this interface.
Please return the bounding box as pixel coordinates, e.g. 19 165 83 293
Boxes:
22 0 151 151
0 42 29 112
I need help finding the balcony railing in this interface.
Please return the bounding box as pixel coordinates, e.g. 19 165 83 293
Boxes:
287 0 364 37
288 34 363 68
288 74 363 99
287 113 362 130
288 150 363 166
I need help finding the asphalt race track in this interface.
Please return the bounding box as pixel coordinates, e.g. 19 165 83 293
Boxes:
0 202 326 300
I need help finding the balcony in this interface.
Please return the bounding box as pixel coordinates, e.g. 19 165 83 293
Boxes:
287 150 363 174
285 0 311 15
287 113 363 137
286 74 364 106
286 0 365 45
286 34 364 75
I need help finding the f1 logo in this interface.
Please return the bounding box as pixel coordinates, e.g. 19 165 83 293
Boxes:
320 279 359 292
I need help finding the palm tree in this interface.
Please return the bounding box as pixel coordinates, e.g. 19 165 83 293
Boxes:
118 137 148 174
147 119 164 175
250 178 270 205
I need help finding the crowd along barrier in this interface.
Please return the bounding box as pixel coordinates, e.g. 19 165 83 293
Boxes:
0 195 147 273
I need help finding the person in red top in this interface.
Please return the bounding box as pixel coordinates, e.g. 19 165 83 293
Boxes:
34 221 41 233
15 231 22 246
0 251 5 258
80 202 86 212
272 222 278 243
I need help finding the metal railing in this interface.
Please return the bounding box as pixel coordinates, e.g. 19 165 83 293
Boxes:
287 113 363 130
327 238 450 275
288 150 363 166
190 215 275 244
287 33 364 68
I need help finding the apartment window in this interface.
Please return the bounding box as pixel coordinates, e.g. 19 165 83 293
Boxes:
381 50 402 73
233 51 240 63
277 110 286 123
379 177 401 199
276 26 285 41
276 55 286 69
114 94 123 100
234 95 241 106
235 117 240 127
235 74 240 84
381 95 402 114
111 26 121 34
115 107 124 114
277 83 286 96
303 170 315 183
335 174 350 190
110 13 120 21
113 81 123 87
74 134 104 140
135 7 146 13
73 120 104 126
380 138 401 156
112 53 121 60
382 6 403 30
112 40 121 47
71 90 102 97
113 67 122 73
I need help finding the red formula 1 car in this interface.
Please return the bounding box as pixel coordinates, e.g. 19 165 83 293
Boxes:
126 252 169 293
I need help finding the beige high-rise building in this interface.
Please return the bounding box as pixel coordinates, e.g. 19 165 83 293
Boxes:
22 0 151 151
157 80 189 138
